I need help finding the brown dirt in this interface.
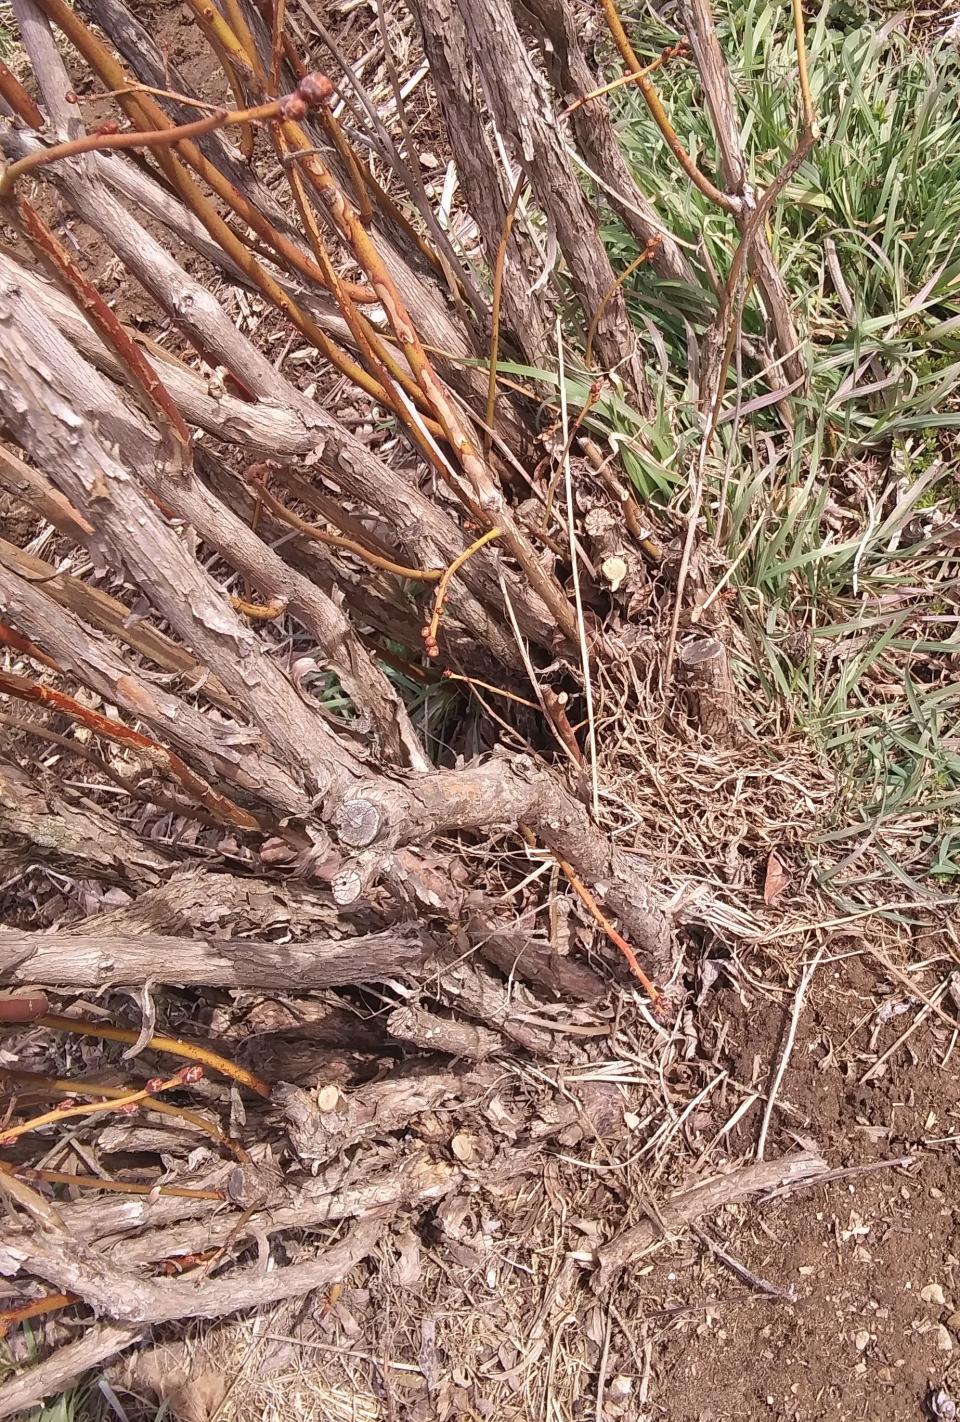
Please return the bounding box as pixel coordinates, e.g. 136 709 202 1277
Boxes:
125 951 956 1422
648 959 958 1422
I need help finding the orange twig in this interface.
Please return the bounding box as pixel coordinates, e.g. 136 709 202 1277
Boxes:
0 1293 78 1339
561 39 689 117
0 102 282 196
0 1065 204 1146
241 466 443 582
422 528 501 659
0 58 44 129
16 1168 225 1201
585 236 662 369
320 106 374 224
229 593 289 620
599 0 739 213
1 1069 248 1159
519 827 660 1002
0 669 263 833
560 862 660 1002
0 619 58 670
37 1016 272 1098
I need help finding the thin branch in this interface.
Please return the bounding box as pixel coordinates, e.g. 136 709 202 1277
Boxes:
484 175 524 461
422 528 501 658
37 1014 272 1097
599 0 739 212
240 466 443 581
0 1065 204 1146
0 1069 247 1159
0 1293 78 1340
0 56 44 128
19 1168 223 1200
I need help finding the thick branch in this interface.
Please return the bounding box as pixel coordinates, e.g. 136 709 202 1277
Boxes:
0 758 175 888
0 926 428 990
457 0 647 396
408 0 553 365
0 1323 144 1422
3 1215 385 1324
520 0 692 283
0 561 310 819
332 752 672 976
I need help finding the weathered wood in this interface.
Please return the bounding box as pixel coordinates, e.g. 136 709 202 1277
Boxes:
409 0 554 365
0 926 428 991
678 635 737 742
0 1323 145 1422
594 1147 829 1283
387 1002 504 1059
519 0 692 283
0 758 175 888
456 0 648 399
331 752 673 978
1 1214 386 1324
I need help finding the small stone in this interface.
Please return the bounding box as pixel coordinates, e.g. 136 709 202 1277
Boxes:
946 1310 960 1330
854 1330 871 1351
936 1325 954 1352
923 1284 947 1306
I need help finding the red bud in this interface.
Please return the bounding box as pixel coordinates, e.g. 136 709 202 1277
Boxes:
297 72 335 108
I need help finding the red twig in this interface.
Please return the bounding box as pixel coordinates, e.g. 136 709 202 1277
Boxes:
0 1065 205 1146
0 668 263 832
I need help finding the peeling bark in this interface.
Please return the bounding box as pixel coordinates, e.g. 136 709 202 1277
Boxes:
408 0 554 365
457 0 648 398
0 925 428 991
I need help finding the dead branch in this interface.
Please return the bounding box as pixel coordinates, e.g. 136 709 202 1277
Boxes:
387 1002 505 1059
0 757 175 888
69 867 355 938
0 560 311 821
0 1322 144 1421
594 1146 829 1283
0 926 428 991
520 0 693 283
678 634 737 742
0 242 542 664
0 534 236 715
1 1214 386 1324
277 1068 487 1165
470 913 607 1001
0 254 428 770
408 0 554 365
456 0 647 398
680 0 806 386
331 752 672 978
